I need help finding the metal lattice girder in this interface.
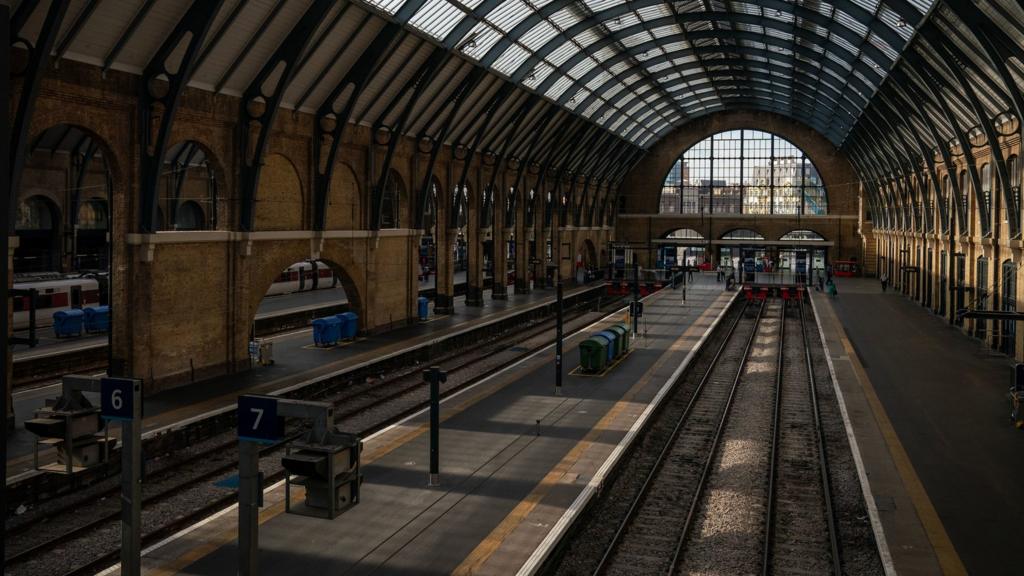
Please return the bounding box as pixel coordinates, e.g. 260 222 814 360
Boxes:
313 22 401 231
137 0 224 234
370 48 449 230
238 0 335 233
903 48 991 236
887 71 969 234
10 0 69 214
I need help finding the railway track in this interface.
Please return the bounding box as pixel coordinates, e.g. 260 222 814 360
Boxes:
592 300 764 574
762 299 841 575
546 294 873 576
4 293 627 576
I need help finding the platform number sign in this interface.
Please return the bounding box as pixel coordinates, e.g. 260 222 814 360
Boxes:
100 377 137 421
238 395 282 443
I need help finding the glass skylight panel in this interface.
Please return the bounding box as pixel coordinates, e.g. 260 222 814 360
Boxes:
545 41 577 68
461 22 503 59
605 12 639 32
594 45 618 61
519 20 559 50
549 6 583 30
574 27 602 46
566 57 596 79
582 0 620 12
866 32 899 60
608 61 630 76
585 70 612 91
649 60 673 73
582 100 603 116
487 0 532 32
362 0 404 15
528 61 556 84
765 27 793 41
604 82 625 100
409 0 464 39
545 75 574 99
833 9 869 38
825 50 853 71
878 6 914 39
493 43 532 75
662 40 689 53
831 33 859 55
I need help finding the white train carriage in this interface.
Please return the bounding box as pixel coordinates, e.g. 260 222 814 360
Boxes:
12 277 102 330
265 261 336 297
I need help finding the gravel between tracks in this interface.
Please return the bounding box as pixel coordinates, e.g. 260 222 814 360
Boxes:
545 297 884 576
677 301 780 575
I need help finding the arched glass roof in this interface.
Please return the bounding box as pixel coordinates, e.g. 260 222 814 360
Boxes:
360 0 936 147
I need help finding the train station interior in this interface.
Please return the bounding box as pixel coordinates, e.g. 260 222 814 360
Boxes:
3 0 1024 574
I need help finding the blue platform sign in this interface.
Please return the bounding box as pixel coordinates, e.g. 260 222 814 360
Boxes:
238 395 282 444
100 377 136 421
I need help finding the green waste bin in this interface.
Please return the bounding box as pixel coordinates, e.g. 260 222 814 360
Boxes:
609 324 629 353
578 338 608 373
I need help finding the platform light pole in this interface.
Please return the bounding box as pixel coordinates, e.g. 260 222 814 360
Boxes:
423 366 446 486
2 4 11 566
631 257 640 338
555 279 563 397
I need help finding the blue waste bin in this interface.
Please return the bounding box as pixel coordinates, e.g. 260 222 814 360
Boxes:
596 330 620 360
417 297 429 321
312 316 342 347
83 306 111 333
591 333 615 363
53 309 85 338
337 312 359 340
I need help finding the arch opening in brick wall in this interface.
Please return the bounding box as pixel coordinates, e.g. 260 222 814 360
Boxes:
158 140 226 231
253 256 365 338
18 123 116 275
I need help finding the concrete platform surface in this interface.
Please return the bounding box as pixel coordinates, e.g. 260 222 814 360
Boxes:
6 283 597 478
814 277 1021 576
114 276 733 575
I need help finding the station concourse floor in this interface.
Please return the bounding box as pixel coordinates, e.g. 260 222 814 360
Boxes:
813 277 1023 576
117 275 733 576
6 281 585 478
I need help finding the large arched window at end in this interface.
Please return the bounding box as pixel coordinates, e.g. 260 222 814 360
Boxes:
721 228 765 240
780 230 825 241
659 129 827 217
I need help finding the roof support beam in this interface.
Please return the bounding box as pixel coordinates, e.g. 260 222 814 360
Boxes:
369 49 448 231
10 0 69 219
312 22 400 231
237 0 334 232
904 51 990 236
137 0 224 233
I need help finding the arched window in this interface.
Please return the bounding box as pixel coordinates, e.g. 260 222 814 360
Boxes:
1008 155 1020 216
17 196 57 230
665 228 704 239
780 230 825 241
721 228 765 240
174 201 205 231
660 129 827 216
77 199 108 230
981 163 992 217
382 170 403 229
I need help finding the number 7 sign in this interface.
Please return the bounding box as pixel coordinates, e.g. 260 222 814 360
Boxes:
238 395 282 443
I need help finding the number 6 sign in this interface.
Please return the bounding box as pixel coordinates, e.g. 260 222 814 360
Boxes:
101 377 138 421
238 395 282 443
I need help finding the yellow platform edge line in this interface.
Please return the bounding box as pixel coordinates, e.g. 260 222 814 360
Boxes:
812 293 966 576
455 291 732 576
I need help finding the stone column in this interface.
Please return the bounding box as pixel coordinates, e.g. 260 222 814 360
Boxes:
6 237 16 428
434 186 456 314
514 189 531 294
466 185 484 306
491 180 508 300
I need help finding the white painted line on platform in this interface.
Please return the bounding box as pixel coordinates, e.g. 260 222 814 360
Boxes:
132 286 682 570
809 293 897 576
517 289 738 576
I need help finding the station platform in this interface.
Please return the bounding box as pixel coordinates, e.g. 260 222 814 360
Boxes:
6 281 593 479
811 278 1021 576
110 276 733 575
